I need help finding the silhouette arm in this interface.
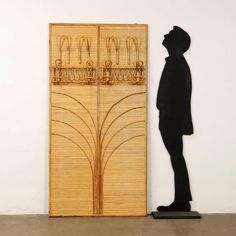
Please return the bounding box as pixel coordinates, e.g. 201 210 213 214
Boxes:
157 58 188 113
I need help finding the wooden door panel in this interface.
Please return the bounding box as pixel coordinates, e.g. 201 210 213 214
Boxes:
49 24 147 216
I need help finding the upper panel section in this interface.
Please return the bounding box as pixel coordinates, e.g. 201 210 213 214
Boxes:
99 25 147 68
50 25 98 68
49 24 147 86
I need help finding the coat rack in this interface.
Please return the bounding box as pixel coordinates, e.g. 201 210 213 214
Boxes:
49 23 148 217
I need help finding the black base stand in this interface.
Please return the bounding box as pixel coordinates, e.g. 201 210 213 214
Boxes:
152 211 202 219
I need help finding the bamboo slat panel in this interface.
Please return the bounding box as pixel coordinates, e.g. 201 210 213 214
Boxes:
100 85 146 216
49 23 148 216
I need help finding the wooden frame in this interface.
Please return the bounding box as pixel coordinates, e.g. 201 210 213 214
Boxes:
49 23 148 216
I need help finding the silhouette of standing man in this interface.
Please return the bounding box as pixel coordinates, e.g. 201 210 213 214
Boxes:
157 26 193 211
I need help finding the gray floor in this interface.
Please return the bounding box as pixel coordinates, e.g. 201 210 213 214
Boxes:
0 214 236 236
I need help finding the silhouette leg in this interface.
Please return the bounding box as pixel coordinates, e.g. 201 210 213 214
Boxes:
158 121 192 211
171 154 192 202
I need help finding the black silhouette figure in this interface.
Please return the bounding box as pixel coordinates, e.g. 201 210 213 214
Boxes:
156 26 193 211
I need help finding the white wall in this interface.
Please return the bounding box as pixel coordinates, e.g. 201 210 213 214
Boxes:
0 0 236 214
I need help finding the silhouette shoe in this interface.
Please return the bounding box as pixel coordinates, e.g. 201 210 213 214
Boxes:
157 201 191 212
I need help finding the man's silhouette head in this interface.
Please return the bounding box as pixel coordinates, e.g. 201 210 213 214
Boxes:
163 26 191 55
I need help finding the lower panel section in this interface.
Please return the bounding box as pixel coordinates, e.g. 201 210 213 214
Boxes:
50 85 147 216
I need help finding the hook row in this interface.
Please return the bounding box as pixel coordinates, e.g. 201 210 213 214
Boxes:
57 35 142 66
51 60 145 85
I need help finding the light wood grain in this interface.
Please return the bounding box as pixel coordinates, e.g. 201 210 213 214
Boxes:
49 24 148 216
